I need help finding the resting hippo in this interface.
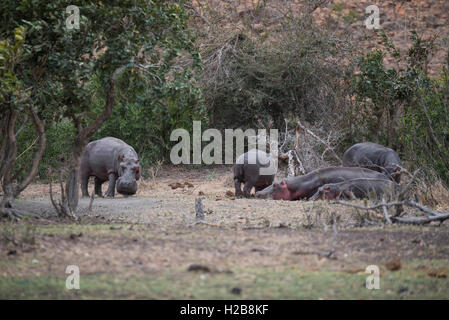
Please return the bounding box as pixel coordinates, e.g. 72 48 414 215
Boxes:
342 142 402 183
310 178 403 201
255 167 389 200
234 149 276 198
80 137 142 197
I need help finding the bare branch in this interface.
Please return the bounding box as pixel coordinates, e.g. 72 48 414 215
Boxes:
296 117 342 164
14 107 46 196
336 198 449 225
392 213 449 225
381 197 392 225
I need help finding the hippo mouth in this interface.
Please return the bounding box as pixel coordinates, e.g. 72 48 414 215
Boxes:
255 185 273 199
116 178 137 196
117 189 136 196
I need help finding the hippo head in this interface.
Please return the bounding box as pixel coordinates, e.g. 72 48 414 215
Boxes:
385 164 402 183
116 152 141 196
310 185 338 201
255 180 292 200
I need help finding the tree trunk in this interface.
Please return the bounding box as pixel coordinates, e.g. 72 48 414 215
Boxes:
0 108 46 218
1 111 18 201
64 65 125 213
66 136 87 212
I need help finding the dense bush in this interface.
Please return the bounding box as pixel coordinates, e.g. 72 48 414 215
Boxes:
2 0 203 188
92 69 203 171
4 0 448 188
352 31 449 184
15 120 75 182
199 13 355 130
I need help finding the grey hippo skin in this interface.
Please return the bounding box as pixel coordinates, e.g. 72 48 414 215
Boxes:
342 142 402 183
310 178 403 201
233 149 276 198
80 137 142 197
255 167 389 200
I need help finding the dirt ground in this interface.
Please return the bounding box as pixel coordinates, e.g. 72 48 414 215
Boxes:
1 165 449 299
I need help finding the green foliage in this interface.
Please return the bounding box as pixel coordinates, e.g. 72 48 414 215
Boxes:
351 30 449 183
351 49 410 146
92 68 203 169
15 120 75 181
1 0 202 178
400 74 449 183
0 25 27 109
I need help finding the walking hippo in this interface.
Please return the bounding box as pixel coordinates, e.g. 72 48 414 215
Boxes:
234 149 276 198
310 178 403 201
80 137 142 197
255 167 389 200
342 142 402 183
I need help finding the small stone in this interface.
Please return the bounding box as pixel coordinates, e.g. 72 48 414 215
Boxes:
188 264 210 273
386 258 402 271
397 286 408 294
427 267 447 278
231 287 242 295
225 190 234 197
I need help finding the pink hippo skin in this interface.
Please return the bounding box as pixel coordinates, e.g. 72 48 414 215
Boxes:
255 167 389 201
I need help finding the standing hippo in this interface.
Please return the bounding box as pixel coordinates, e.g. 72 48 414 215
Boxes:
342 142 402 183
255 167 389 200
234 149 276 198
310 178 403 201
80 137 142 197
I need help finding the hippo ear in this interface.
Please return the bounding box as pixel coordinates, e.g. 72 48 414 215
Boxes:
280 180 287 187
391 165 401 177
324 186 331 192
118 154 124 162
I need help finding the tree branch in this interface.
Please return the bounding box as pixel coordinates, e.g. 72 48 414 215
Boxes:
14 107 46 196
296 117 342 164
80 65 128 141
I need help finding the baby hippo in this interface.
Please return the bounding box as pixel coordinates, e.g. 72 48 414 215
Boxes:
233 149 276 198
310 178 403 201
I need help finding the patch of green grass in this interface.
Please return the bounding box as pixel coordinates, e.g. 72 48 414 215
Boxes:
343 10 360 24
1 265 448 299
332 3 345 13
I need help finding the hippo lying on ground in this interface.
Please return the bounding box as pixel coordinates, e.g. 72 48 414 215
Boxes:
310 178 403 201
342 142 402 183
255 167 389 200
234 149 276 198
80 137 142 197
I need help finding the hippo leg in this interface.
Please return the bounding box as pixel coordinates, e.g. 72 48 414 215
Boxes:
81 175 90 198
234 179 243 198
94 177 104 197
243 181 254 198
105 173 117 198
